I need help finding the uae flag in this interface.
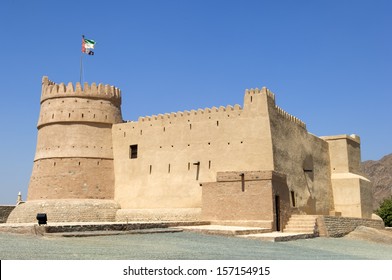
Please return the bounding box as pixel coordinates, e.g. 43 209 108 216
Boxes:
82 36 96 55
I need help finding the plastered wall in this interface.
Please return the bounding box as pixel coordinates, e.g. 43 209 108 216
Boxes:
112 89 275 209
267 96 334 215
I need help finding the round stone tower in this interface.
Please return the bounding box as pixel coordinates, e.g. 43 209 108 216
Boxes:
28 76 123 199
7 76 122 223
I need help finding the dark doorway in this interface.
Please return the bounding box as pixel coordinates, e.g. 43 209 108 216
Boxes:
275 195 281 231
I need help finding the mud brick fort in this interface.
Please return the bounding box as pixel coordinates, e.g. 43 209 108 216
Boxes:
6 76 381 233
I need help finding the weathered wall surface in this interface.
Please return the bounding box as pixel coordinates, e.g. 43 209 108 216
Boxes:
317 216 384 237
267 94 333 215
27 77 123 201
112 89 275 210
0 206 15 223
28 158 115 199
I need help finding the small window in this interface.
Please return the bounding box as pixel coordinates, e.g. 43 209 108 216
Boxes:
129 144 138 159
291 191 296 207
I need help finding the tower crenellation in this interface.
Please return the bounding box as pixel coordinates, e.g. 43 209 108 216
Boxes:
40 76 121 106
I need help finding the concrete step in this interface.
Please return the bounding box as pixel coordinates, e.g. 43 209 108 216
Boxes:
283 215 317 234
288 215 318 221
240 232 317 242
286 224 315 228
175 225 272 236
284 228 315 233
285 222 316 228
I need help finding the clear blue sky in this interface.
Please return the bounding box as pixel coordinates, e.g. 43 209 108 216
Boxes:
0 0 391 204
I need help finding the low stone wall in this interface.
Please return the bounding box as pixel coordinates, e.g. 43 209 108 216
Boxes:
317 216 385 237
0 206 15 223
6 199 120 223
0 221 208 235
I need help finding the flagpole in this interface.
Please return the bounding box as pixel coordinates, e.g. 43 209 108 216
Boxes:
80 35 84 84
80 52 83 84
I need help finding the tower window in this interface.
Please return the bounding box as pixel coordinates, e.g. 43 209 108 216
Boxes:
291 191 296 207
129 144 138 159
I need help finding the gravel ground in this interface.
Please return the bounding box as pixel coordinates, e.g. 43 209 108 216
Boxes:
1 230 392 260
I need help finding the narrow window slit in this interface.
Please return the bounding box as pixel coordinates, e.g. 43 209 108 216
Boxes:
291 191 296 207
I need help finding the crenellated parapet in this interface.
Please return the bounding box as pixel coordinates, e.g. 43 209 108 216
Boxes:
132 104 242 123
244 86 306 129
245 86 276 101
40 76 121 107
274 105 306 129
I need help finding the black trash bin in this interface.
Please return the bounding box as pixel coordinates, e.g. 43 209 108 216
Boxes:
36 213 47 225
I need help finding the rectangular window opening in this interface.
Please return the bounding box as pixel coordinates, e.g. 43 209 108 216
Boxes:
291 191 296 207
129 144 138 159
149 165 152 174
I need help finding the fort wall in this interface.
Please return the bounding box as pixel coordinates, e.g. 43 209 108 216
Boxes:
267 94 334 215
112 88 275 210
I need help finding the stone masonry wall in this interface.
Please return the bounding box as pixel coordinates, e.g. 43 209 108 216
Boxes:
317 216 384 237
28 158 115 200
0 206 15 223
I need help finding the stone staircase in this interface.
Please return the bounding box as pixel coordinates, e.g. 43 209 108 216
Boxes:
283 215 318 235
